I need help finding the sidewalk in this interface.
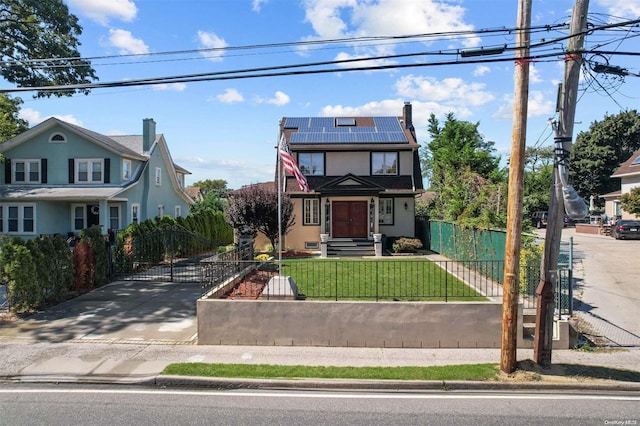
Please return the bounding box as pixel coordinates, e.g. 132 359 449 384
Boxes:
0 340 639 390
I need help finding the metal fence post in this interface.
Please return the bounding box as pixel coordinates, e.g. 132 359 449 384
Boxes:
569 236 574 317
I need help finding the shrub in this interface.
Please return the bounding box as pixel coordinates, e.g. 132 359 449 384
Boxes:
0 240 39 312
392 237 423 253
255 253 270 262
72 240 95 292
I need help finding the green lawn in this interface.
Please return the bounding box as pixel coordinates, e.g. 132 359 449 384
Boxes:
276 258 488 301
162 362 499 381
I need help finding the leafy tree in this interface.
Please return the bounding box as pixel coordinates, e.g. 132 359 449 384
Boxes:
421 113 506 227
224 184 295 253
570 110 640 206
0 94 28 143
192 179 230 197
190 191 227 213
523 146 554 214
0 0 97 97
621 186 640 216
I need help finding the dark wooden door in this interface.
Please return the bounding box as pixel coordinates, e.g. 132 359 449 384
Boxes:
332 201 368 238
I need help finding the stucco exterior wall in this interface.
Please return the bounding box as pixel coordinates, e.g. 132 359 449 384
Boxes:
197 299 508 348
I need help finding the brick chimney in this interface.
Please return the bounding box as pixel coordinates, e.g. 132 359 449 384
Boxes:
142 118 156 152
403 102 413 130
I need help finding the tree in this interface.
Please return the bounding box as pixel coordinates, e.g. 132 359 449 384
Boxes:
523 146 554 214
421 112 506 227
224 184 295 253
192 179 230 198
570 110 640 206
0 94 28 143
621 186 640 217
0 0 97 97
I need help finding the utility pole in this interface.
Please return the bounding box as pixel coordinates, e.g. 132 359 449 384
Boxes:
535 0 590 367
501 0 531 374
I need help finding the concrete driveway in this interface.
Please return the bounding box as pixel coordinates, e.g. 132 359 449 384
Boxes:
548 227 640 347
0 280 200 344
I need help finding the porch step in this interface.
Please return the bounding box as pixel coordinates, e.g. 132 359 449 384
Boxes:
327 238 375 257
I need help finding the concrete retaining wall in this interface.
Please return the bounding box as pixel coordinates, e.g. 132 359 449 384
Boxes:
197 299 510 348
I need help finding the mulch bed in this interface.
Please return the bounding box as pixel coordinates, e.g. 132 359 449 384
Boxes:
223 269 277 300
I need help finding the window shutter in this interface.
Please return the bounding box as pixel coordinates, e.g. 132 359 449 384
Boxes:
4 159 10 184
41 159 48 183
68 159 74 183
104 158 110 183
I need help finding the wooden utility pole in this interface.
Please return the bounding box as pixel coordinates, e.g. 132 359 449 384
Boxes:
534 0 590 367
501 0 532 374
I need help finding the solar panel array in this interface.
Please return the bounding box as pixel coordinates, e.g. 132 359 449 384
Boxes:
284 117 408 144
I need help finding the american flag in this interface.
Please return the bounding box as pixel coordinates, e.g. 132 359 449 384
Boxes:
279 134 310 192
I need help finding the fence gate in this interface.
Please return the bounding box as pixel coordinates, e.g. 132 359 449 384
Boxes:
109 229 221 283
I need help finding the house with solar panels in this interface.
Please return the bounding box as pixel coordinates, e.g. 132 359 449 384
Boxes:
279 102 424 255
0 117 193 239
603 147 640 220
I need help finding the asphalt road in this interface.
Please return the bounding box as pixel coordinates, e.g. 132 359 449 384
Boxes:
553 228 640 346
1 385 638 426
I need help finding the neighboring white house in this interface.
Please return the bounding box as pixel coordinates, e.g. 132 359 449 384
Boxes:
603 147 640 219
0 117 193 239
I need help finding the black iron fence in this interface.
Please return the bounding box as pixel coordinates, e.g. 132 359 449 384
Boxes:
109 229 224 283
200 244 255 296
200 257 573 314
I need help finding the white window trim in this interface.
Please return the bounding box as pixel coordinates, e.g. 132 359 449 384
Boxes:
71 203 86 231
378 198 394 225
49 132 67 143
108 204 120 231
303 199 320 225
13 159 41 184
76 158 104 183
175 205 182 218
371 152 398 176
123 159 132 181
131 203 140 224
155 167 162 186
157 204 164 218
3 203 36 235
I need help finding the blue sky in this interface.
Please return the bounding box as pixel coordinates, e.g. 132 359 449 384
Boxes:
8 0 640 189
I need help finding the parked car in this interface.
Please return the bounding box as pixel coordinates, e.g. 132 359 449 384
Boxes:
530 211 548 228
610 220 640 240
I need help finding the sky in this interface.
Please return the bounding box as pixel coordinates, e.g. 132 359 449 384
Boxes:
6 0 640 189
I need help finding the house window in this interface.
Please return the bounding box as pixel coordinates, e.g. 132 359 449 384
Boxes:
175 205 182 218
13 160 41 183
157 205 164 218
49 133 66 143
298 153 325 176
109 205 120 230
72 204 86 231
4 204 35 234
123 159 131 181
303 199 320 225
614 201 622 216
131 204 139 224
155 167 162 185
371 152 398 175
379 198 393 225
76 159 103 183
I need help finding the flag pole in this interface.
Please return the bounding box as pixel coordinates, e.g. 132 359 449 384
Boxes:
277 131 283 275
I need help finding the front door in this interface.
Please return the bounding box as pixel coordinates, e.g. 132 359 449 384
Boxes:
332 201 368 238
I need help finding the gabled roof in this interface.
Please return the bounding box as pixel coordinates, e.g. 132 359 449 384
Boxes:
285 175 418 194
0 117 146 160
612 148 640 178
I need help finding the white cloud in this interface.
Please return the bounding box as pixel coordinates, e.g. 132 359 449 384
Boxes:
529 65 542 84
216 88 244 103
596 0 640 17
333 51 396 69
252 0 269 12
473 66 491 77
493 91 554 120
395 74 495 107
198 31 228 62
67 0 137 26
302 0 479 48
108 29 149 55
152 83 187 92
19 109 83 126
266 91 290 106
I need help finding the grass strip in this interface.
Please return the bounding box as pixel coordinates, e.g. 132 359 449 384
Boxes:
162 363 499 381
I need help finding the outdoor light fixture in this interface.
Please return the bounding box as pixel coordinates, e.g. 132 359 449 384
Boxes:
460 45 506 58
404 202 408 210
